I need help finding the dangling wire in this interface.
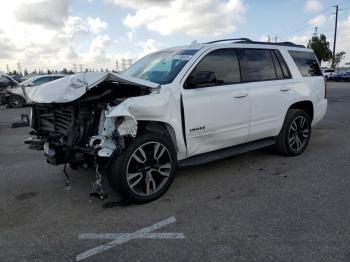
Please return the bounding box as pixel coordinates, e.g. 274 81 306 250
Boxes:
90 158 107 200
63 162 71 191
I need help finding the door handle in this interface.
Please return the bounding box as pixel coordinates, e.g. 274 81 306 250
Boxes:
234 93 248 98
280 87 291 92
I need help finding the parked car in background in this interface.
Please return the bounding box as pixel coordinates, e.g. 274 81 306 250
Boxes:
322 68 334 80
330 71 350 82
0 73 19 105
6 74 65 107
9 74 23 83
0 73 19 88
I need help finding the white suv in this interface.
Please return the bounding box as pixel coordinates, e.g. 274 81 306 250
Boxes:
322 68 335 80
26 38 327 202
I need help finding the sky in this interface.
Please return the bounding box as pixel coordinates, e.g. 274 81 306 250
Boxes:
0 0 350 72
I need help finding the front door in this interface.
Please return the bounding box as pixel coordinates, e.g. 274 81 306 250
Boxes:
181 48 250 157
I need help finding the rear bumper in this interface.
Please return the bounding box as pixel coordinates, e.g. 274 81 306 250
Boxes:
312 99 327 126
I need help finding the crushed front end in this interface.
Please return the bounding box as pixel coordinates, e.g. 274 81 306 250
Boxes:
24 73 157 198
26 80 151 166
28 102 107 166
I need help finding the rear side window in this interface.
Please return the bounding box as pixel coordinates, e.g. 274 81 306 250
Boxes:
288 51 322 77
238 49 277 81
190 49 241 86
274 50 291 79
271 51 284 79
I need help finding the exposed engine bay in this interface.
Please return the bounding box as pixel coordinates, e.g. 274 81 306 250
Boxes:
23 72 165 198
24 71 185 200
28 81 151 167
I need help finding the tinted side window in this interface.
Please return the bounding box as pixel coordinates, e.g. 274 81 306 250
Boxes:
288 51 322 77
274 50 291 79
33 77 53 86
189 49 241 88
271 51 284 79
53 76 64 80
238 49 276 81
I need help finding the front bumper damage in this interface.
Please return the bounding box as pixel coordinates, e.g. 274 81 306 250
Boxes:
24 72 161 199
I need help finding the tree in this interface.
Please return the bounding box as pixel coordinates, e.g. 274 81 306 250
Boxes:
307 34 332 63
333 51 346 68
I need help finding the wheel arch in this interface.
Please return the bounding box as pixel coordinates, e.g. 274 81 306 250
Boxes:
288 100 314 121
137 120 178 151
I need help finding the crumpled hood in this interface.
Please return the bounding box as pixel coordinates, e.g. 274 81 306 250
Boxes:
25 72 160 103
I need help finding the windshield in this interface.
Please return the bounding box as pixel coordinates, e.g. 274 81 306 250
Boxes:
124 49 198 84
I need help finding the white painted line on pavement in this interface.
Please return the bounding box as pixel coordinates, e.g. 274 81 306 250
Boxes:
76 216 185 261
79 232 185 240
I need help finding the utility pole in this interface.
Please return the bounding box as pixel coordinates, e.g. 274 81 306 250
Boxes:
16 63 21 74
332 5 339 68
121 58 126 71
267 36 271 42
274 36 277 43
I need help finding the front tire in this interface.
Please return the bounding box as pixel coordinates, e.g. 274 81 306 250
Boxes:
108 133 177 203
276 109 311 156
8 94 26 108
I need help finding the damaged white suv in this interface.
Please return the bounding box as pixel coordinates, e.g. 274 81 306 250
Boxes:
26 38 327 202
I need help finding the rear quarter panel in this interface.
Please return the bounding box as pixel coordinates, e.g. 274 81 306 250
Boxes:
279 48 327 128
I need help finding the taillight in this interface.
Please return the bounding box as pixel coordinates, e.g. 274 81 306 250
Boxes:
324 79 327 99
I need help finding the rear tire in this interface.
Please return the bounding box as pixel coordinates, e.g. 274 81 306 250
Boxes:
275 109 311 156
108 133 177 203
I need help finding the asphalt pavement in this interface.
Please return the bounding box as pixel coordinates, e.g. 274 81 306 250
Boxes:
0 82 349 262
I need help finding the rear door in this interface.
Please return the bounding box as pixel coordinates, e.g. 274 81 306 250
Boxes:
181 48 250 156
237 48 295 141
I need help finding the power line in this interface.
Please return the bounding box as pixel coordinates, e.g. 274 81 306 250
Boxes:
273 1 350 40
273 6 333 37
277 24 314 38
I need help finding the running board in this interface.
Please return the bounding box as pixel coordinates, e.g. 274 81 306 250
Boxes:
178 137 275 167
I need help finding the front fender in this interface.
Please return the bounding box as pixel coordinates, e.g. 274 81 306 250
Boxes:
106 92 175 136
104 90 186 160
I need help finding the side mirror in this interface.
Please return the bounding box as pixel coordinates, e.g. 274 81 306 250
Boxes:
186 71 217 89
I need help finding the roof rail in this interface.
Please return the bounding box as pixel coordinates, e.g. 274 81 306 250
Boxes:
203 38 305 48
203 38 253 44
